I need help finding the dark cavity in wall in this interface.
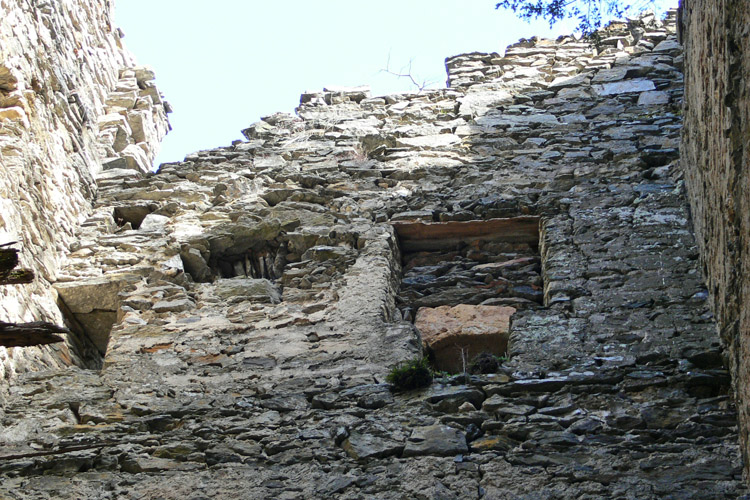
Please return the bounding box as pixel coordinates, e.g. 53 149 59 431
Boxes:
392 217 542 373
113 204 157 229
181 240 287 283
209 246 284 280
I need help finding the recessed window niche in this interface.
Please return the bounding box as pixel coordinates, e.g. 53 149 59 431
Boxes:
182 242 285 283
392 216 542 373
113 204 158 230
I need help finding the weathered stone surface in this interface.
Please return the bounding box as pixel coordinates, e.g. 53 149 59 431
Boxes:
214 278 281 303
342 432 404 461
402 425 468 457
0 0 170 382
681 0 750 479
0 7 747 500
415 304 515 373
593 78 656 95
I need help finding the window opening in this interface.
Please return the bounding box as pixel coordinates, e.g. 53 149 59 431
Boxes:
393 217 542 373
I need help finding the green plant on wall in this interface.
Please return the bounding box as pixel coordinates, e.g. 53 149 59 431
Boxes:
386 357 433 391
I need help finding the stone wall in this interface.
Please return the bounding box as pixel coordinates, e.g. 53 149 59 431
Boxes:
0 9 746 498
680 0 750 478
0 0 170 385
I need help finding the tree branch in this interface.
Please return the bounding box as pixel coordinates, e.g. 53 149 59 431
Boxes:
380 53 436 92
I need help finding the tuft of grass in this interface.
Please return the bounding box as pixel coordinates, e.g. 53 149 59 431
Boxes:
386 357 433 392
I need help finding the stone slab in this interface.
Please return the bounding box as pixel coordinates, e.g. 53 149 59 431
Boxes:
402 425 468 457
415 304 515 373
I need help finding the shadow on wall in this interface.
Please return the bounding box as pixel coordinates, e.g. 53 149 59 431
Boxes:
55 274 141 368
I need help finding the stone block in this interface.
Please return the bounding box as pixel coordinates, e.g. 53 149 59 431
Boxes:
139 214 169 231
101 157 129 170
342 432 403 461
55 276 138 314
105 90 138 109
214 278 281 303
127 109 153 144
402 425 468 457
0 64 18 91
134 66 156 84
593 79 656 95
152 298 194 313
121 144 151 173
637 91 670 106
415 304 515 373
98 112 132 135
0 106 28 127
396 134 461 149
457 90 513 118
591 66 628 83
55 275 139 354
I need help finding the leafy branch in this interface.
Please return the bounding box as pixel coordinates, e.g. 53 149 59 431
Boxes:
495 0 660 36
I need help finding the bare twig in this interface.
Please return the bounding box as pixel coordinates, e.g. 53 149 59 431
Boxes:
455 344 469 381
380 53 437 93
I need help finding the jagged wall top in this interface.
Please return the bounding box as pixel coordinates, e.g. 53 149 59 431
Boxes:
445 10 679 89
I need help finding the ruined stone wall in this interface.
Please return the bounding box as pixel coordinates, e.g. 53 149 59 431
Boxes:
680 0 750 478
0 0 170 385
0 10 746 498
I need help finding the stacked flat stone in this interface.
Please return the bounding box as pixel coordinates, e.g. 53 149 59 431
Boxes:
0 8 747 500
0 0 170 385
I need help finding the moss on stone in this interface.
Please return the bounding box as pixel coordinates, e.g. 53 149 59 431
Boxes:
386 357 433 391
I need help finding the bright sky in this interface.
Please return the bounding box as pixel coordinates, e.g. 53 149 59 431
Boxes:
114 1 678 167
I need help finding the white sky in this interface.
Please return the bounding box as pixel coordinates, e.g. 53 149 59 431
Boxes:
114 1 678 167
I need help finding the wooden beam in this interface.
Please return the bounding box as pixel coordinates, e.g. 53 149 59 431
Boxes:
0 245 60 347
392 217 541 252
0 321 67 347
0 269 35 285
0 246 34 285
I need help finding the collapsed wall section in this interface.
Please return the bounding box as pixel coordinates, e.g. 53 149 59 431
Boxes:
0 0 170 385
680 0 750 478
